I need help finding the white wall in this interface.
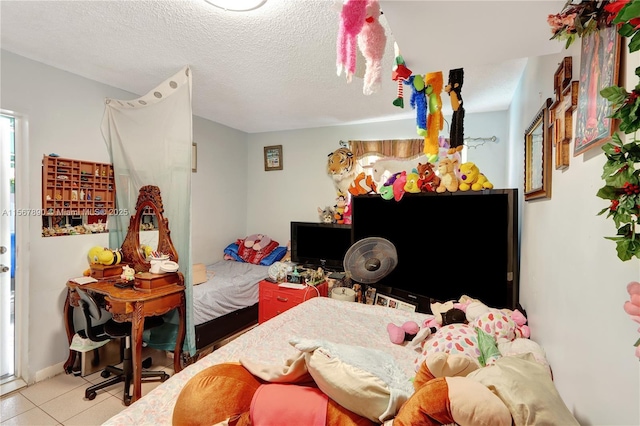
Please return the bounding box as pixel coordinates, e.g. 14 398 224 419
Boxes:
512 46 640 424
0 50 248 381
245 113 510 244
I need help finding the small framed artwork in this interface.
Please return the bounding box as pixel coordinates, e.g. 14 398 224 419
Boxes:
264 145 283 171
192 143 197 173
524 98 553 201
550 56 578 170
574 25 621 156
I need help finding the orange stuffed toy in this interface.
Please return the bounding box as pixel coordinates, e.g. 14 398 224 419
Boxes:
172 362 375 426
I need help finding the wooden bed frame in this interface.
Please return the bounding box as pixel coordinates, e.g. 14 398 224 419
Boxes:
193 302 259 352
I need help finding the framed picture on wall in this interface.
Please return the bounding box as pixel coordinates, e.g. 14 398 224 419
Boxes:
264 145 283 171
524 98 552 201
574 25 621 156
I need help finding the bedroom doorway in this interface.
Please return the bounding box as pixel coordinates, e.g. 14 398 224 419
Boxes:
0 113 21 392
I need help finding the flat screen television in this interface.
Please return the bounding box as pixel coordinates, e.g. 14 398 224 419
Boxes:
351 190 519 312
291 222 352 271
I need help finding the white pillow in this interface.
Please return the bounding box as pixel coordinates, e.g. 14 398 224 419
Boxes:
290 338 413 423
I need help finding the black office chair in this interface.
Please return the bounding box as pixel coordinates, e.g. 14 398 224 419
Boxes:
76 288 169 405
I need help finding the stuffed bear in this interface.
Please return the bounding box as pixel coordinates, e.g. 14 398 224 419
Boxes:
172 363 376 426
394 350 580 426
458 162 494 191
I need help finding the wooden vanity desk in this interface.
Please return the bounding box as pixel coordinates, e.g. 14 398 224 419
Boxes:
63 275 185 403
63 185 185 404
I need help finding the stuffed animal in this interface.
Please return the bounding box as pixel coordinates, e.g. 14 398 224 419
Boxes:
435 157 459 193
405 75 428 136
327 147 358 196
87 246 122 266
391 42 412 108
357 0 386 95
348 171 377 196
458 162 494 191
370 155 428 183
424 71 444 162
378 172 401 200
403 171 421 194
393 353 513 426
317 206 336 223
392 171 407 201
120 265 135 281
395 350 580 426
336 0 368 83
173 362 376 425
416 162 440 192
445 68 465 154
334 193 348 224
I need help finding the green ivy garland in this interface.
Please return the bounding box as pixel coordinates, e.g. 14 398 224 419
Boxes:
597 0 640 261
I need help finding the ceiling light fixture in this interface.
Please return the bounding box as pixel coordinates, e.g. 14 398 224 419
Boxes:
204 0 266 11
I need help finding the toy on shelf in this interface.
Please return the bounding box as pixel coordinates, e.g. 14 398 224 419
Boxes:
348 171 377 196
391 42 412 108
458 162 494 191
370 154 428 183
405 75 427 136
436 157 459 193
445 68 465 154
336 0 367 83
424 71 444 163
403 171 421 194
317 206 336 224
333 193 348 224
416 162 440 192
327 147 357 196
357 0 386 95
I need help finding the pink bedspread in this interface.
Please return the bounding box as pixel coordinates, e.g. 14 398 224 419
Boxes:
104 297 432 426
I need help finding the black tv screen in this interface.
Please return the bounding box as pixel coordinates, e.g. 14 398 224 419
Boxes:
351 190 519 312
291 222 352 271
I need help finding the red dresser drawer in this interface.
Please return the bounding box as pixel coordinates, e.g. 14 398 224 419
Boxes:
258 280 327 323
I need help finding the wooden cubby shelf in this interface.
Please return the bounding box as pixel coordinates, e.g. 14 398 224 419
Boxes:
42 155 116 216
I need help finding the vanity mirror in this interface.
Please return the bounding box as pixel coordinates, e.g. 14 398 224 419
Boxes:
121 185 179 272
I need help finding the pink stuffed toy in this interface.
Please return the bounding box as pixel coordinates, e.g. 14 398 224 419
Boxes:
387 321 420 345
357 0 386 95
623 281 640 358
336 0 367 83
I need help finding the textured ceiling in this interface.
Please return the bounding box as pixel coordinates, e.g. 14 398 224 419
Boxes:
0 0 564 134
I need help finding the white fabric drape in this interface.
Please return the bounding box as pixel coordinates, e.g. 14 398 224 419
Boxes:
101 66 195 356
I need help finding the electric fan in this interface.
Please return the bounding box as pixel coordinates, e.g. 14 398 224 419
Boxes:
343 237 398 284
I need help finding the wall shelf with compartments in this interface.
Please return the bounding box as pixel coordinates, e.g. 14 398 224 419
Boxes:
42 155 116 216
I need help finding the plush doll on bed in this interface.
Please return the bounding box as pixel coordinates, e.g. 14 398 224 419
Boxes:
172 362 376 426
394 350 579 426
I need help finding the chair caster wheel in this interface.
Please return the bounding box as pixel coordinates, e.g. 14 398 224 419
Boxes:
142 358 152 369
86 391 97 401
124 395 132 406
100 370 111 378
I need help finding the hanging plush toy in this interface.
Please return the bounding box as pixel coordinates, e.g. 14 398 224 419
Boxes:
405 75 427 136
357 0 386 95
424 71 444 163
391 42 412 108
445 68 465 154
336 0 367 83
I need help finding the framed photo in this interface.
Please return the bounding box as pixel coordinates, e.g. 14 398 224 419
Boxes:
574 25 621 156
524 98 553 201
374 293 416 312
192 143 197 173
264 145 283 171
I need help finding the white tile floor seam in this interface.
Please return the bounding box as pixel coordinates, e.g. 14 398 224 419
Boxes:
1 348 176 426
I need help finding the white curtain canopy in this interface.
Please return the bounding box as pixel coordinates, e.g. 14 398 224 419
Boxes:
101 66 195 355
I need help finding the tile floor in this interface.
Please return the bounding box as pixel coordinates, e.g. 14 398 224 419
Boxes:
0 348 174 426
